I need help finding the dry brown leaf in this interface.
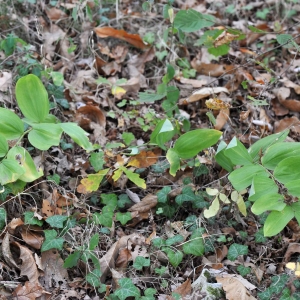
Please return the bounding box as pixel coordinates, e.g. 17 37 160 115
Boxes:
281 77 300 94
127 150 159 168
271 98 289 116
175 76 207 88
76 105 106 131
274 87 300 112
0 72 12 92
191 60 235 77
12 281 43 300
94 27 149 50
16 243 40 283
127 211 149 227
128 194 158 213
180 87 229 104
45 7 68 21
216 245 228 263
20 226 44 250
214 31 239 47
215 108 230 130
8 218 24 231
173 279 192 298
216 276 257 300
42 199 55 217
115 248 132 269
284 243 300 262
2 232 19 270
274 116 300 134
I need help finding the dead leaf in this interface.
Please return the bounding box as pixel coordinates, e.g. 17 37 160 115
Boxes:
284 243 300 262
173 279 191 298
128 150 159 168
216 276 257 300
180 87 229 104
20 225 44 250
126 189 140 203
191 60 235 77
215 108 230 130
206 98 231 110
42 199 55 217
0 72 12 92
2 232 19 270
94 27 150 50
12 281 43 300
8 218 24 232
281 77 300 94
128 194 158 213
45 7 68 21
76 105 106 131
214 31 239 47
115 248 132 269
274 116 300 134
175 76 207 88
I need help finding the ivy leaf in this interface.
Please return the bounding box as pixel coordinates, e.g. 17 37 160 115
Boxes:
86 269 101 288
116 212 132 225
166 235 184 246
114 278 141 300
46 215 68 228
133 256 151 270
237 265 251 276
227 243 248 261
93 210 114 228
0 208 7 230
157 186 171 203
182 228 205 256
63 251 82 268
41 229 64 252
164 249 183 268
24 211 43 226
89 233 100 250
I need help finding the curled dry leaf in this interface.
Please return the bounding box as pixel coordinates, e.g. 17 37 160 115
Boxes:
191 60 235 77
284 243 300 263
214 31 239 47
216 276 257 300
128 194 158 213
76 105 106 131
2 232 19 270
173 279 192 298
180 87 229 104
12 281 43 300
94 27 150 50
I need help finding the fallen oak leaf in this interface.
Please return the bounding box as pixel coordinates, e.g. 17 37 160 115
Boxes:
94 27 150 50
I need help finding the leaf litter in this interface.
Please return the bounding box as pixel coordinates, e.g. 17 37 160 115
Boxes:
1 0 300 299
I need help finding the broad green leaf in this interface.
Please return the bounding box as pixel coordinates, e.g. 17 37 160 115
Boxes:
224 137 253 165
248 25 266 33
133 256 150 270
93 211 114 228
166 235 184 246
162 64 175 84
152 237 166 248
101 193 117 207
0 135 8 157
60 123 93 151
227 243 248 261
173 129 222 159
182 228 205 256
89 151 104 172
237 265 251 276
0 208 7 230
89 233 100 250
15 74 49 122
215 140 234 172
7 146 43 182
174 9 215 32
50 71 64 86
120 166 146 189
285 179 300 197
208 44 230 57
63 251 82 268
0 159 25 185
203 197 219 218
122 132 135 146
248 130 289 162
116 212 132 225
274 156 300 184
85 269 101 287
264 206 294 237
228 165 269 191
251 193 285 215
114 278 141 300
41 229 64 251
277 34 293 47
262 142 300 170
157 186 171 203
165 249 183 268
138 92 165 103
46 215 68 228
248 176 278 202
0 108 24 140
150 119 175 149
166 148 181 176
28 123 63 150
80 169 109 192
292 202 300 226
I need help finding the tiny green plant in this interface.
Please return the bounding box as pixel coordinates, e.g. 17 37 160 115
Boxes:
0 74 93 192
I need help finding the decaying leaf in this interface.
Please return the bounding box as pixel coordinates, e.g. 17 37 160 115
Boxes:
173 279 192 298
215 108 230 130
2 232 19 270
127 150 159 168
128 194 158 213
206 98 231 110
214 31 239 47
13 281 43 299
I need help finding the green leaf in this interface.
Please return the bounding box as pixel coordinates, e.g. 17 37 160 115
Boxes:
277 34 293 47
80 168 109 192
60 123 93 151
116 212 132 225
120 166 146 189
41 229 64 251
157 186 171 203
24 211 44 226
114 278 141 300
224 137 253 165
46 215 68 228
133 256 150 270
0 135 8 157
208 44 230 57
255 228 267 243
215 141 234 172
227 243 248 261
264 206 294 237
251 193 285 215
85 269 101 287
166 148 181 176
122 132 135 146
248 130 289 162
174 9 215 32
155 266 167 276
0 108 24 140
248 25 266 33
261 142 300 170
203 197 219 218
175 186 196 205
93 211 114 228
274 156 300 184
150 119 175 149
89 233 100 250
173 129 222 159
162 64 175 84
166 235 184 246
63 251 82 268
165 249 183 268
248 176 278 202
15 74 49 122
0 159 25 185
0 208 7 230
7 146 43 182
50 71 64 86
89 151 104 172
182 228 205 256
28 123 63 150
285 179 300 197
47 174 60 185
237 265 251 276
228 165 269 191
138 92 165 103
